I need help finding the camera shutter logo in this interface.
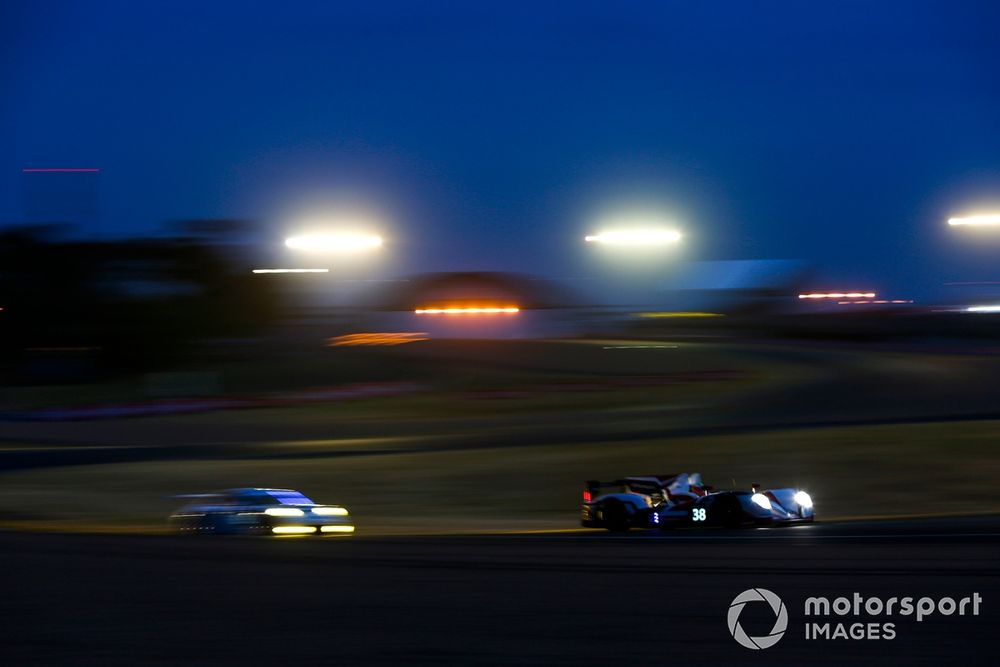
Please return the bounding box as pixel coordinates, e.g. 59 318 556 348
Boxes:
727 588 788 649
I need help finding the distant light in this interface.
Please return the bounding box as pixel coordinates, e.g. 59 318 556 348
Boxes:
948 215 1000 227
21 168 100 173
584 230 681 246
414 306 520 315
285 234 382 252
252 268 330 274
966 305 1000 313
271 526 317 535
634 311 723 318
798 292 875 300
328 332 428 346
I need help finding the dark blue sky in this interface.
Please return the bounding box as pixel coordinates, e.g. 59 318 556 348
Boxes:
3 1 999 298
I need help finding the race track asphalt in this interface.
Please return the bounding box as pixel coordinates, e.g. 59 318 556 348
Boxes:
1 517 998 666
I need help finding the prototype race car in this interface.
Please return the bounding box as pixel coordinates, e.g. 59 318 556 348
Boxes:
169 488 355 536
581 473 813 531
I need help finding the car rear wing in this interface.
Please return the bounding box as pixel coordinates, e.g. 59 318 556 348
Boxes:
583 476 714 503
583 479 630 502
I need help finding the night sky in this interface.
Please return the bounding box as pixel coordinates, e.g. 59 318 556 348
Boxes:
2 1 999 299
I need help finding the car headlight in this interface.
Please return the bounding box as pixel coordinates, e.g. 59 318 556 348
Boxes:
751 493 772 511
265 507 305 517
794 491 813 509
312 506 349 516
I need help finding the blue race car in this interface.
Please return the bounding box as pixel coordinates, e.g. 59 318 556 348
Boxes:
581 474 814 531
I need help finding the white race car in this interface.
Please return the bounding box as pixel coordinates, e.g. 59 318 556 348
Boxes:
169 488 355 536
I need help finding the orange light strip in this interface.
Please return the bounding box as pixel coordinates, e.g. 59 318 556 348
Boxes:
799 292 875 300
414 307 520 315
327 332 428 346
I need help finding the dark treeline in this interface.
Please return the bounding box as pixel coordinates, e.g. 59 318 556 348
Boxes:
0 226 279 381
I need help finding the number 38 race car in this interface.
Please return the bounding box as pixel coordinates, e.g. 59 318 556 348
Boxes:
581 473 814 532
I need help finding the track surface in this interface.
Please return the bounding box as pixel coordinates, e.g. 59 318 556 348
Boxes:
2 518 998 666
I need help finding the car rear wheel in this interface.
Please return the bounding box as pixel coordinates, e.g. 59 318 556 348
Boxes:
601 499 631 532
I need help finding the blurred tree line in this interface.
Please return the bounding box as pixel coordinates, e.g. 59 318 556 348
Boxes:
0 225 280 380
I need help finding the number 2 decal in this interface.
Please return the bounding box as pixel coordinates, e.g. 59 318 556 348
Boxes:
692 508 707 521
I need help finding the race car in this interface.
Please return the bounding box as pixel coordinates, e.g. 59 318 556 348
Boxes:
168 488 355 536
581 473 813 531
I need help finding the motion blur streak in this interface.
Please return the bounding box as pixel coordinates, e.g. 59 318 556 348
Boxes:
948 215 1000 226
799 292 876 299
271 526 317 534
265 507 305 517
634 311 723 318
836 300 913 305
414 307 520 314
327 332 428 346
251 268 329 274
319 525 356 533
21 168 101 173
284 234 382 252
602 345 678 349
584 230 681 245
966 305 1000 313
312 507 350 516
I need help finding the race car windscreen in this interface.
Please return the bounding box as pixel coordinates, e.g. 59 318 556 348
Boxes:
625 481 663 497
261 491 315 505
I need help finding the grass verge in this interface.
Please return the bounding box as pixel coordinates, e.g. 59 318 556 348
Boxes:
0 419 998 533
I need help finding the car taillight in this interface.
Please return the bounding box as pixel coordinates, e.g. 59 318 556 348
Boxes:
583 490 592 503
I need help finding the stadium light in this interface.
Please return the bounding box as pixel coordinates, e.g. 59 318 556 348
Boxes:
584 229 681 246
285 234 382 252
948 215 1000 227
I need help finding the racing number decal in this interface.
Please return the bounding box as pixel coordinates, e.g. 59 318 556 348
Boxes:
692 508 707 522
